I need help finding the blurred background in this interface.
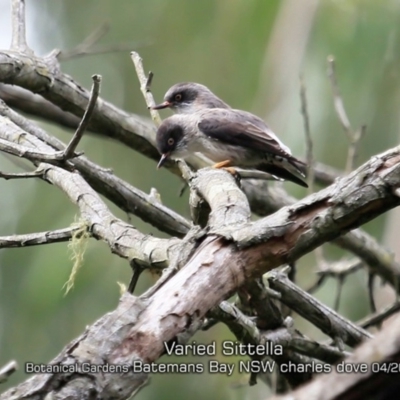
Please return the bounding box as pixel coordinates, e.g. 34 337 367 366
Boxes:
1 0 400 398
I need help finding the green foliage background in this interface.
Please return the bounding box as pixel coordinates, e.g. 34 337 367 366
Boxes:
1 1 400 398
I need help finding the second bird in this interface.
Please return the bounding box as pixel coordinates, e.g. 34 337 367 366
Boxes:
153 83 308 188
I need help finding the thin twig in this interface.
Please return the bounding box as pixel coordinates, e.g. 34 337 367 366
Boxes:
327 55 352 138
334 277 344 311
0 227 80 249
358 302 400 329
299 75 314 193
130 51 162 127
367 272 377 314
58 22 151 61
334 230 400 294
62 75 101 160
311 258 364 305
60 41 151 61
10 0 32 54
0 138 81 162
307 274 327 293
346 124 367 172
298 84 327 271
0 167 44 180
213 302 349 365
145 71 154 91
327 55 367 173
312 161 343 185
0 360 18 384
287 336 350 364
265 269 372 347
59 23 110 60
128 261 145 294
318 258 364 277
176 159 194 183
234 168 283 181
299 76 331 284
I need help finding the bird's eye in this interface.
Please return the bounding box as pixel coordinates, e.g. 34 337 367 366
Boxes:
174 93 182 102
167 138 175 146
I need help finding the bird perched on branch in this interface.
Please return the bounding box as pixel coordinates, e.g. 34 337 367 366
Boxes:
152 82 229 114
152 82 308 188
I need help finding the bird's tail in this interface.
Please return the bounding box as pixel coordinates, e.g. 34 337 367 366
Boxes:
258 156 308 188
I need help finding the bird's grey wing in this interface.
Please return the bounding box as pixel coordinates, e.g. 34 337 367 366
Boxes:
198 113 293 159
231 110 292 154
198 111 307 180
198 111 307 187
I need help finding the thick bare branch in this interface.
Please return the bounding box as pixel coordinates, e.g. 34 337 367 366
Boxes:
0 84 84 130
0 52 396 294
0 108 181 267
39 162 181 266
0 100 191 237
251 176 400 294
188 167 251 229
0 51 159 162
3 144 400 399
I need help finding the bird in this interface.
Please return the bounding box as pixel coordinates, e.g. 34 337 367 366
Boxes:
153 82 307 187
152 82 229 114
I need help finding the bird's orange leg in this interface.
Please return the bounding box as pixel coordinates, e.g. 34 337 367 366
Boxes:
223 167 238 176
212 160 232 169
211 160 238 177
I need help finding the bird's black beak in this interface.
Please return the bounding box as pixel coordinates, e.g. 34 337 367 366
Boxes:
157 153 169 169
151 101 171 110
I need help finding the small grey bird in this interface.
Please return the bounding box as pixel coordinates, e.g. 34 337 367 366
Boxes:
153 82 307 187
155 107 308 188
152 82 229 114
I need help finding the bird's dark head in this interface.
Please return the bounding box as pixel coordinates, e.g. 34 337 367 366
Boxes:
152 82 228 113
155 118 186 168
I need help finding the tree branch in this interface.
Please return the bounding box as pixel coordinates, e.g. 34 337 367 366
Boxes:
270 315 400 400
0 361 18 384
130 51 162 127
0 48 393 296
327 55 366 173
0 99 191 237
0 84 85 130
3 144 400 399
61 74 101 160
251 177 400 295
299 75 315 192
0 227 79 248
358 302 400 329
266 269 371 347
10 0 31 54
